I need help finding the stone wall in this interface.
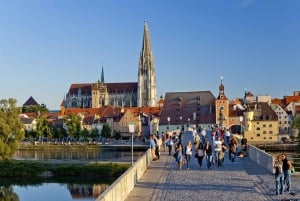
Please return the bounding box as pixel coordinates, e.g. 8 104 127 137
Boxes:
95 149 151 201
248 144 274 173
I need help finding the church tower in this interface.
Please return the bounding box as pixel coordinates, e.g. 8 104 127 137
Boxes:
137 21 157 107
215 76 229 128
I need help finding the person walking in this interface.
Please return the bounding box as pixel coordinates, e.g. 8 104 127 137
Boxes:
229 136 238 162
219 138 227 166
200 128 207 145
185 141 193 170
196 141 204 168
281 153 292 194
175 142 184 171
225 128 231 146
166 136 173 156
213 137 222 167
149 134 157 161
204 140 213 170
273 154 284 195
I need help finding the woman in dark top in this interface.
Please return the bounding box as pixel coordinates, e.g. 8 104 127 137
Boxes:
204 140 213 169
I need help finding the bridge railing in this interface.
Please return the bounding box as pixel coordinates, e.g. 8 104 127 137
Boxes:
248 144 300 176
95 149 152 201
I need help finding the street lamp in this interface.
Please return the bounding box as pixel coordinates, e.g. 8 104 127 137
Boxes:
239 116 244 137
128 123 135 166
167 117 170 131
187 118 190 130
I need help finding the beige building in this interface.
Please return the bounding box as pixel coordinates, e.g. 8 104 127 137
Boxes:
244 102 279 144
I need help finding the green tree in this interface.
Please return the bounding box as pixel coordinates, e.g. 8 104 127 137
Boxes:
80 128 89 141
91 127 99 139
64 114 81 140
36 115 51 141
22 104 48 113
101 123 111 141
0 98 25 160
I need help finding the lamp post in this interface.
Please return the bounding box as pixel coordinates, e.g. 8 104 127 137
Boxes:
167 117 170 131
187 118 190 130
239 116 244 137
128 123 135 166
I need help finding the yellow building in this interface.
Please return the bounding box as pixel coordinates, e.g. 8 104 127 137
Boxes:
244 102 279 144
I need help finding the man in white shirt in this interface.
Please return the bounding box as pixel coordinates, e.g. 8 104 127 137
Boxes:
201 128 206 145
225 129 231 146
214 137 222 166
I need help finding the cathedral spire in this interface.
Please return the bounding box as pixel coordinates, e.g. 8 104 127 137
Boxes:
101 66 104 83
141 20 152 59
137 21 157 107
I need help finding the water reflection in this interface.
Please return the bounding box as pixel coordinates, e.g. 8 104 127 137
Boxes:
0 186 19 201
7 148 146 200
14 148 145 162
12 183 103 201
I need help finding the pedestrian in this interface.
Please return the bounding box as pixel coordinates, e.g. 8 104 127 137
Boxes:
175 142 183 171
229 136 238 162
166 136 173 155
196 142 204 168
225 128 231 146
201 128 207 145
281 153 293 194
273 154 284 195
185 140 193 170
204 140 213 170
153 135 160 160
149 134 157 161
219 138 227 166
213 136 222 166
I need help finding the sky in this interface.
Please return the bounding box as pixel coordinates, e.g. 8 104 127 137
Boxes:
1 0 300 110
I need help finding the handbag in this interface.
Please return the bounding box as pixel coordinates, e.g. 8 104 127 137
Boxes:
173 151 178 158
194 153 199 158
291 167 295 173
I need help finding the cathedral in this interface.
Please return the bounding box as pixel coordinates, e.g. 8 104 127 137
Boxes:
63 21 157 109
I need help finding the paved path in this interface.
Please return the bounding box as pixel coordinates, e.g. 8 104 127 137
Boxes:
125 131 300 201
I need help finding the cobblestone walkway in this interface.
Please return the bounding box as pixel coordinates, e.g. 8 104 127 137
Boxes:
125 132 299 201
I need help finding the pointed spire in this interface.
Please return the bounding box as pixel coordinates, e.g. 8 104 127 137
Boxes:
141 20 152 58
101 66 104 83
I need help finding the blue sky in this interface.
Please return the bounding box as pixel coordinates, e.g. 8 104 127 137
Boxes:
1 0 299 110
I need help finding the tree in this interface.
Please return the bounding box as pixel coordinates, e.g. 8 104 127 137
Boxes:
64 114 81 140
101 123 111 141
0 98 25 160
36 115 51 141
90 127 99 140
22 104 48 113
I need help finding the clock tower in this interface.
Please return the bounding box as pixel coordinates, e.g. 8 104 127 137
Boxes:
215 76 229 128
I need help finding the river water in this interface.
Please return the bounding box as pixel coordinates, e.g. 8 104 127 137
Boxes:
1 148 146 201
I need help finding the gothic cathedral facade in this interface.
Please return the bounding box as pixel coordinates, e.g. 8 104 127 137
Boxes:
63 21 157 109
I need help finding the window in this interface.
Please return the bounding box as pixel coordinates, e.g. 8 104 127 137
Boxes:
263 124 266 127
269 124 272 127
256 127 260 130
256 133 260 137
263 131 266 134
269 137 272 139
269 131 273 134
